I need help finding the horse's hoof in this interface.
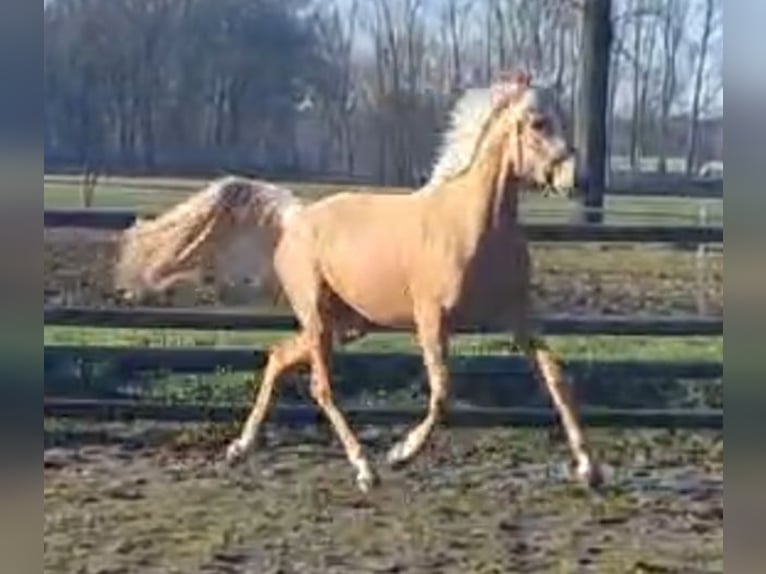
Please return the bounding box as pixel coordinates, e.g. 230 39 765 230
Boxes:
355 459 380 493
224 439 249 467
385 441 411 468
576 458 604 489
356 468 380 494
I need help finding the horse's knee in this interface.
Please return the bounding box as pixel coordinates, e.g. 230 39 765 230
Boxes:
309 375 332 406
266 336 307 372
433 377 450 403
265 346 285 371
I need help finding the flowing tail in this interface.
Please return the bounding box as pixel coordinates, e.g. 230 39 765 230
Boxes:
114 176 303 298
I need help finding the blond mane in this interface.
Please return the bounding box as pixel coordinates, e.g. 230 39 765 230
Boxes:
420 88 497 193
420 81 551 194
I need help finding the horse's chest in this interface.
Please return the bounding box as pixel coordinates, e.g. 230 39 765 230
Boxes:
445 231 530 321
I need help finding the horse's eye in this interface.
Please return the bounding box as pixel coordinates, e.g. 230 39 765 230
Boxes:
531 117 549 132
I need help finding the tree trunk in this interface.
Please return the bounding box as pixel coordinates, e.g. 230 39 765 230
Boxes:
497 1 508 72
638 20 657 170
629 5 643 172
658 0 685 175
606 12 626 179
484 1 493 82
447 1 462 89
685 0 714 176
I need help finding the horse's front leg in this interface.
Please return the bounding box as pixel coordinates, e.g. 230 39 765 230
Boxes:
387 306 449 466
517 333 603 488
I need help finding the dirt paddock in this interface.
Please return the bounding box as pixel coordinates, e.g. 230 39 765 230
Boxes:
44 421 722 574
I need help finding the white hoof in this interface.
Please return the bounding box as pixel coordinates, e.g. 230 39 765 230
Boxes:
386 440 411 467
224 438 250 467
354 459 379 493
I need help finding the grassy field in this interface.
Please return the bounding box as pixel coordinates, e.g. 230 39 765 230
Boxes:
44 174 724 226
44 326 722 361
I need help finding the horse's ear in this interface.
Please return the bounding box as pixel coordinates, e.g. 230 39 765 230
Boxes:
490 85 511 107
491 70 532 107
498 70 532 88
515 72 532 87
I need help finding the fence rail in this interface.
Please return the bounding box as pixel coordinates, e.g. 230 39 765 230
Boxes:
44 173 723 198
44 306 723 336
45 344 723 380
607 176 722 199
44 208 723 243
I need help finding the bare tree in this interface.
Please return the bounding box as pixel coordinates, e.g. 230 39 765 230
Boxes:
628 0 645 171
314 0 360 174
477 0 579 117
658 0 689 173
46 0 724 184
606 0 632 174
364 0 433 184
442 0 473 90
685 0 717 175
620 0 663 172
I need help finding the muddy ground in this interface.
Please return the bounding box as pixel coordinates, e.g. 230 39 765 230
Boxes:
44 423 722 574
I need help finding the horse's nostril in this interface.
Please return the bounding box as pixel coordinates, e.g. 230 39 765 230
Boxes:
545 168 555 186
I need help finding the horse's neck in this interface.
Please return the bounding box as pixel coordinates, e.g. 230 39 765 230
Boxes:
451 125 519 232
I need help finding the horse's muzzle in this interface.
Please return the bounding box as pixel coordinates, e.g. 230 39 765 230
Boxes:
545 155 577 197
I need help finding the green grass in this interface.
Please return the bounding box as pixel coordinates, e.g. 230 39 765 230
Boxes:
45 182 191 213
45 325 722 362
44 175 723 226
45 326 722 407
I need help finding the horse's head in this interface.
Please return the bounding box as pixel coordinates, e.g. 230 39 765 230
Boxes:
490 72 577 196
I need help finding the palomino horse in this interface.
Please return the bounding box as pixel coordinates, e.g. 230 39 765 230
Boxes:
115 72 602 492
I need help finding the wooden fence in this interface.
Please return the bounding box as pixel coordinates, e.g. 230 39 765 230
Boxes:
44 173 724 199
606 174 722 199
44 306 723 335
43 207 723 429
44 306 723 429
44 207 723 243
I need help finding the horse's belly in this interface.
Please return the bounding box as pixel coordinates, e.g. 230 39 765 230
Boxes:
320 243 415 328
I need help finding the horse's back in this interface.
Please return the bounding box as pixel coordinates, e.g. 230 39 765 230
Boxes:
278 192 425 328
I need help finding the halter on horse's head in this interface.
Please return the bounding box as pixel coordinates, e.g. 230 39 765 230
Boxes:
425 70 578 197
487 71 577 196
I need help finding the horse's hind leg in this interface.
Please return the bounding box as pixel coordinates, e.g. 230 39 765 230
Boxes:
226 333 310 464
306 317 378 492
387 305 449 466
515 331 603 488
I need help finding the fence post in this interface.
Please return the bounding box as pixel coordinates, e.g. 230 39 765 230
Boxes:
575 0 612 225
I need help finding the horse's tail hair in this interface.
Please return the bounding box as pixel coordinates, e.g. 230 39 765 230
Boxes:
114 176 303 298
